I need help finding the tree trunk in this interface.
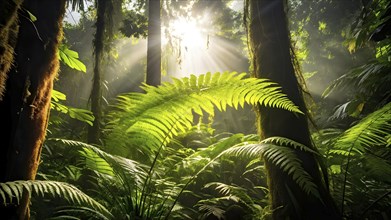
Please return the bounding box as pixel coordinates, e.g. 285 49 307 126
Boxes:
88 0 107 144
146 0 161 86
88 0 121 144
0 0 23 100
247 0 341 219
0 0 66 219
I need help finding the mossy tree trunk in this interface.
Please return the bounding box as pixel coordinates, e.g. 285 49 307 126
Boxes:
247 0 341 219
88 0 107 144
0 0 23 100
146 0 161 86
0 0 66 219
88 0 121 144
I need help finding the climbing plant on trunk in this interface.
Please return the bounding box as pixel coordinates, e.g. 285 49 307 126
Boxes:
246 0 341 219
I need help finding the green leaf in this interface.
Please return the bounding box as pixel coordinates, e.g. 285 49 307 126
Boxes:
51 89 67 102
330 165 341 174
68 108 95 126
105 71 302 155
334 102 391 154
0 180 112 218
27 10 37 22
58 44 87 73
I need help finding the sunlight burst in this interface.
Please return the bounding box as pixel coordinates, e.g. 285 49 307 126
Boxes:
162 14 246 80
166 16 207 50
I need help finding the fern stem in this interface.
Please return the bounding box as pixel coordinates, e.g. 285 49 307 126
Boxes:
139 122 176 217
340 107 391 215
164 149 230 220
361 190 391 217
139 143 163 217
340 146 353 216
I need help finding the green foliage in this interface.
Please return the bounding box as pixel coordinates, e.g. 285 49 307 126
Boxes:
66 0 86 12
48 138 187 219
0 180 112 219
332 102 391 155
219 137 322 201
51 89 95 126
40 1 391 219
51 138 147 183
37 69 302 219
323 59 391 119
196 182 267 219
160 131 269 219
313 102 391 218
120 10 148 38
26 10 37 22
38 128 270 219
105 71 302 158
58 44 87 73
317 4 391 218
321 0 391 128
346 0 391 51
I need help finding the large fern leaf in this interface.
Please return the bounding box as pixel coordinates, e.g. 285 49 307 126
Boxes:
219 137 321 200
333 102 391 154
47 139 179 219
0 180 112 218
105 71 302 158
178 136 321 202
322 60 391 100
48 138 147 185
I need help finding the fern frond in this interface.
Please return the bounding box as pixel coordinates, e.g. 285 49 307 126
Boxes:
50 206 111 220
221 141 321 200
204 182 242 196
322 60 391 99
334 102 391 154
0 180 112 218
262 136 319 154
197 204 225 220
48 138 147 184
105 71 302 157
364 154 391 184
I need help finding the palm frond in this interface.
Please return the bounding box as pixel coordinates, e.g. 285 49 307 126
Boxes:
0 180 112 219
105 71 302 158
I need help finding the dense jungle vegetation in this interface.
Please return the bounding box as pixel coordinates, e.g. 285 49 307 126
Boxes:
0 0 390 219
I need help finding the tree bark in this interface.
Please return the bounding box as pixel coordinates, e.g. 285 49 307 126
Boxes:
88 0 121 144
146 0 161 86
247 0 341 219
0 0 23 100
88 0 107 144
0 0 66 219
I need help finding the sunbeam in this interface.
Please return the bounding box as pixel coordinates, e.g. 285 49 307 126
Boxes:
162 14 248 80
